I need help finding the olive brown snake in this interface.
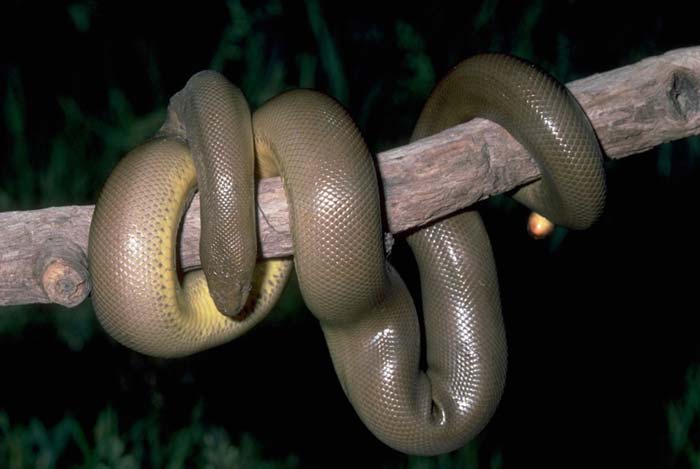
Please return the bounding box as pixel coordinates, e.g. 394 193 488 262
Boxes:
88 54 606 455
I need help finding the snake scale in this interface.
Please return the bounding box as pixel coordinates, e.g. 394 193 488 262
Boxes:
88 54 606 455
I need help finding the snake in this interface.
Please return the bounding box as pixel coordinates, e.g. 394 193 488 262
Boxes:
88 54 606 455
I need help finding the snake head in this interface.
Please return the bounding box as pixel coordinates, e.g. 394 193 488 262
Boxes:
207 275 252 318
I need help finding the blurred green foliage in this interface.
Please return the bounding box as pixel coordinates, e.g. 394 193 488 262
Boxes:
0 403 300 468
0 401 506 468
667 365 700 466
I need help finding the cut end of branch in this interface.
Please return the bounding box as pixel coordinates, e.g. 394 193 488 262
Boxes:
668 70 700 121
34 240 91 307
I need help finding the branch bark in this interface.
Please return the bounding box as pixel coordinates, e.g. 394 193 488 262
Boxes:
1 46 699 307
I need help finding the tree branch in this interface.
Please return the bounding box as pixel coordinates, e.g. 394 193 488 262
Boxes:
1 46 699 307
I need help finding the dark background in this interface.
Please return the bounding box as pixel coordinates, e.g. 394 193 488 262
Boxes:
1 0 699 467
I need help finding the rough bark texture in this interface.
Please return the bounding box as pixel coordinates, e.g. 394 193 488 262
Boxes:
1 47 699 307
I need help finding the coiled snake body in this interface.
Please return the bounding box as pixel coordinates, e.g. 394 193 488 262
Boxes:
88 54 606 455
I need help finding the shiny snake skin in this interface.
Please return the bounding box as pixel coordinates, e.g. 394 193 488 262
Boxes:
88 54 606 455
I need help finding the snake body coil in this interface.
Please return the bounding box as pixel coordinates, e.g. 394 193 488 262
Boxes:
88 54 605 455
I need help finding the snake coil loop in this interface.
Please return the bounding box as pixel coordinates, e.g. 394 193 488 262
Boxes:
88 54 605 455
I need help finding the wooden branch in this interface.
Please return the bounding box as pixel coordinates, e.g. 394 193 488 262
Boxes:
1 46 699 307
